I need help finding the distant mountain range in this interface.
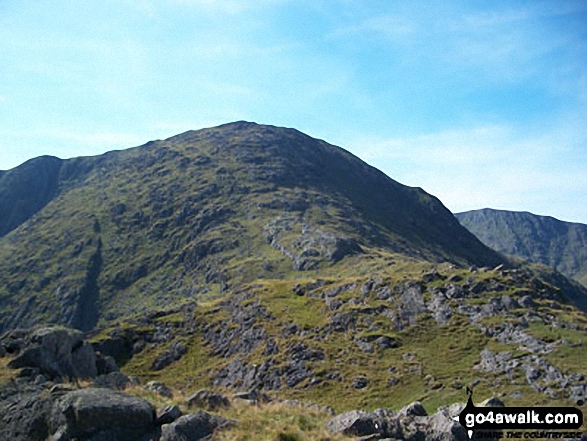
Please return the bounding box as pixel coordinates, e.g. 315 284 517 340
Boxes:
456 208 587 287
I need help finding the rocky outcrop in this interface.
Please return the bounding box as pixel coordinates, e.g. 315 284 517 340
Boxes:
0 378 230 441
328 401 468 441
0 380 55 440
50 387 156 440
186 389 230 411
160 411 232 441
264 216 363 270
151 341 188 371
2 327 99 380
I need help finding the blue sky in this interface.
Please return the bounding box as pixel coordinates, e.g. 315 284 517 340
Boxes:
1 0 587 222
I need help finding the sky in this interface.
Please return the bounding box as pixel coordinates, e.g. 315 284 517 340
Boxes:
1 0 587 223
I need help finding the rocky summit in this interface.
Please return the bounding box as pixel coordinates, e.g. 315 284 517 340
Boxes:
0 122 586 440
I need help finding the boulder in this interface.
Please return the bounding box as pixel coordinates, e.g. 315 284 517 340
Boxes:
93 372 135 390
7 327 98 380
0 380 54 441
51 388 156 440
161 411 231 441
329 401 470 441
71 342 99 379
353 376 369 389
145 381 174 399
186 389 230 410
95 352 120 376
327 410 381 437
399 401 427 418
479 397 505 407
156 405 182 425
232 388 271 404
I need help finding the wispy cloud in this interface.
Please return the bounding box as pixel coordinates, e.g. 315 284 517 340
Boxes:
348 116 587 222
328 2 586 86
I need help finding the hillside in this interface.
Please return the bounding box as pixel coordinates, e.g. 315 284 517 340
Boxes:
0 121 502 331
0 123 586 439
456 209 587 287
1 260 586 440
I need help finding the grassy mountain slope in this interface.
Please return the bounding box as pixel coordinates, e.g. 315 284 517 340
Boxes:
0 121 502 331
456 208 587 287
0 123 585 425
0 155 63 237
91 260 587 414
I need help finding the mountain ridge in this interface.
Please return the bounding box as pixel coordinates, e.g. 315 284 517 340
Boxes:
0 123 586 437
456 208 587 287
0 155 64 237
0 121 507 331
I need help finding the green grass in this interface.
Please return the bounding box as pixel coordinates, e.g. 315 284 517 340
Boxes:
113 264 587 415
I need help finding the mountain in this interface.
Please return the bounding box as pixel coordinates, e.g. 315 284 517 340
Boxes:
0 121 502 331
456 208 587 287
0 155 63 237
0 122 586 431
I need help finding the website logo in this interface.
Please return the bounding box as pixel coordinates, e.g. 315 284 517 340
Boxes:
455 388 583 439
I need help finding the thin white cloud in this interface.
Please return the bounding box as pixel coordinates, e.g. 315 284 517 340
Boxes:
348 117 587 222
356 125 512 166
328 2 586 86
